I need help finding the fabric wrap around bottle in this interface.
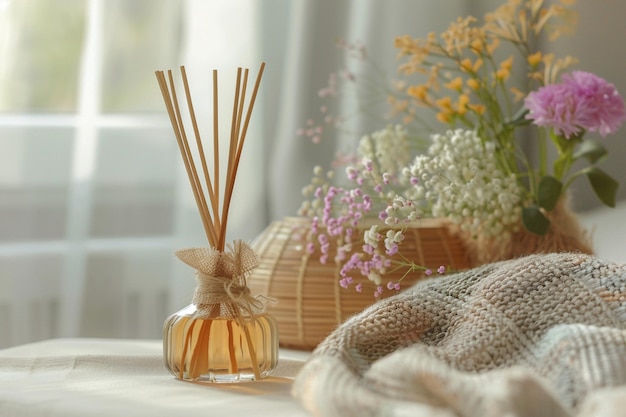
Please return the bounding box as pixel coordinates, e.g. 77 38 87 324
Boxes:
175 240 271 323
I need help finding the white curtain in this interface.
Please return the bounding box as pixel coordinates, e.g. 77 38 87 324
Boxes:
1 0 625 348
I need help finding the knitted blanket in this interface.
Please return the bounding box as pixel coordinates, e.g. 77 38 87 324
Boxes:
292 253 626 417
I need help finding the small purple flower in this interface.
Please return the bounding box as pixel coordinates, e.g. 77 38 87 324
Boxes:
338 276 353 289
362 244 374 255
346 167 358 181
374 286 383 298
386 244 399 256
320 242 330 254
362 196 372 211
305 242 315 254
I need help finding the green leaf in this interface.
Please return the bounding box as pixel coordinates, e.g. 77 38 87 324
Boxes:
586 167 619 208
507 107 531 127
537 176 562 211
573 140 608 164
522 206 551 236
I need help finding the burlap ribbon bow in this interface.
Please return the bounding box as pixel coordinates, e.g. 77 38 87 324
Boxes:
175 240 267 321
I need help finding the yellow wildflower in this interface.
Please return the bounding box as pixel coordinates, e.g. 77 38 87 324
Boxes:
496 69 509 81
456 94 470 115
441 16 479 55
510 87 525 102
407 85 429 102
528 71 543 82
534 4 578 41
466 78 480 90
518 9 529 42
528 0 545 19
470 38 483 54
486 38 500 55
387 96 408 113
394 35 433 75
468 104 486 115
460 58 473 72
427 64 443 91
436 96 453 111
543 54 578 84
527 51 542 68
501 56 514 71
484 0 524 43
444 77 464 92
436 111 452 123
473 59 483 72
460 58 483 73
496 56 514 80
394 35 418 56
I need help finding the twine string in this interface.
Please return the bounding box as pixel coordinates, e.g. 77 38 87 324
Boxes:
193 271 266 322
177 241 275 324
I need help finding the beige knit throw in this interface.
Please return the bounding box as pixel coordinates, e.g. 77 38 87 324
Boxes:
292 253 626 417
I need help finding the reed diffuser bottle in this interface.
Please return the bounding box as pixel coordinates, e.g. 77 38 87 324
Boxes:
156 63 278 382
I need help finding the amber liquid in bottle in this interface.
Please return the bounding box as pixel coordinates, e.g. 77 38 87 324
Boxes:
163 304 279 382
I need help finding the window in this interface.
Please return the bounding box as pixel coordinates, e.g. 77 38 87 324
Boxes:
0 0 184 346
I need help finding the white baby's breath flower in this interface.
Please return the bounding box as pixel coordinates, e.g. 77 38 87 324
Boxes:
405 129 524 238
357 124 411 177
364 225 380 247
367 271 382 286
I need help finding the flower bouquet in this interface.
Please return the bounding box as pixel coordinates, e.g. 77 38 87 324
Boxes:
299 0 625 296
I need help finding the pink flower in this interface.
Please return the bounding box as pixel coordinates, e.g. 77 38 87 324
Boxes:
563 71 626 137
525 83 584 138
525 71 625 139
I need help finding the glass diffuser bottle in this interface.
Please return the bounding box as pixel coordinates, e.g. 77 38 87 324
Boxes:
163 305 278 382
162 245 279 382
156 63 278 382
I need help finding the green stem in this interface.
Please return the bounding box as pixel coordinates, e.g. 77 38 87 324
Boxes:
539 130 547 178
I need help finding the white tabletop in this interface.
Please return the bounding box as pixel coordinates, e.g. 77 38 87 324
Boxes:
0 338 312 417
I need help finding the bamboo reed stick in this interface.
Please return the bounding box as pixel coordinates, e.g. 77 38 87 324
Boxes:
219 63 265 250
180 66 219 230
157 63 266 380
212 70 221 234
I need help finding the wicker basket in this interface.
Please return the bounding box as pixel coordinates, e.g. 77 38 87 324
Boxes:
249 216 471 350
